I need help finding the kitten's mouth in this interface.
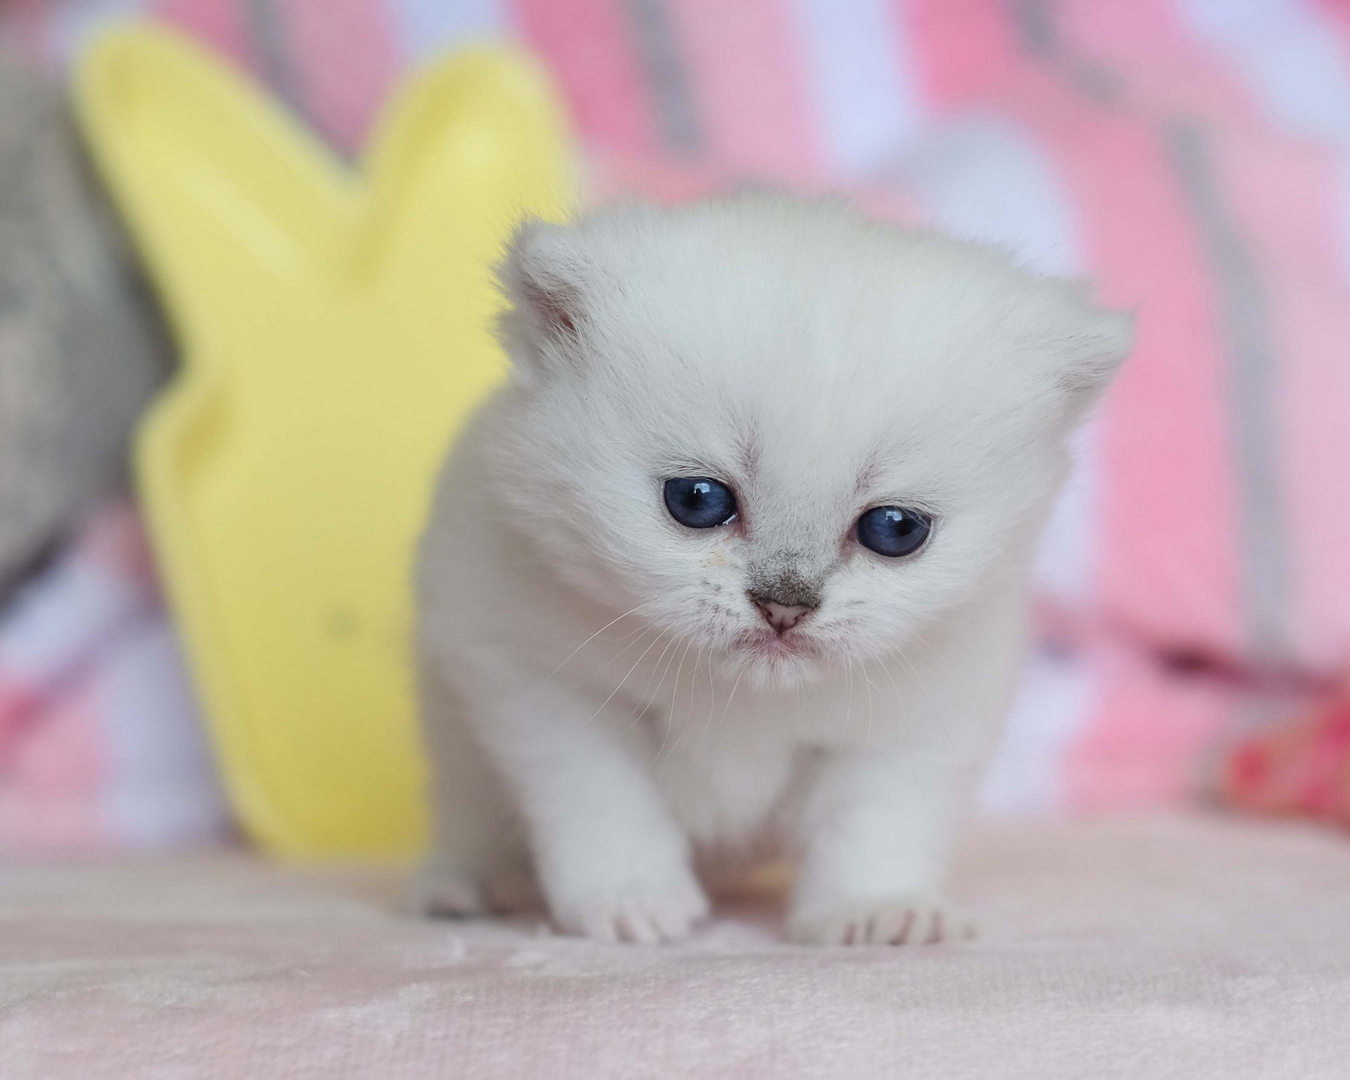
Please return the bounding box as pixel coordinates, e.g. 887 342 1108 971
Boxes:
740 628 817 662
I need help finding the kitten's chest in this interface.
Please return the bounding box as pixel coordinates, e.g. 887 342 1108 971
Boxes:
635 690 837 855
648 735 807 853
620 664 892 850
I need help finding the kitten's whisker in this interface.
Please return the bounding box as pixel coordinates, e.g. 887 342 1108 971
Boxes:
844 659 854 736
877 653 907 717
627 634 679 722
658 640 693 756
580 630 668 731
575 623 661 689
652 638 693 765
623 633 681 735
606 622 653 646
890 641 930 697
529 598 661 694
861 662 879 751
697 654 721 751
885 644 955 754
699 665 744 751
661 644 704 763
907 630 937 657
876 655 916 750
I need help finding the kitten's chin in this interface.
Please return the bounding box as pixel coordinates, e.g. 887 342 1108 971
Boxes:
729 630 830 691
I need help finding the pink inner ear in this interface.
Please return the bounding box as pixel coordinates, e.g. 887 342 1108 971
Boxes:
522 275 580 338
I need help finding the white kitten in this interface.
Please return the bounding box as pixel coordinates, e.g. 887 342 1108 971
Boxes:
416 194 1130 945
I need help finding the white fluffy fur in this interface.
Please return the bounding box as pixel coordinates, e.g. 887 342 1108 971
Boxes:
416 194 1130 945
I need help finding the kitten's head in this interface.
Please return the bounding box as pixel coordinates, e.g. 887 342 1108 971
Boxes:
488 196 1130 688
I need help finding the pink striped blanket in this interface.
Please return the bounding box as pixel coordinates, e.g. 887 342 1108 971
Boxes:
0 501 225 850
3 0 1349 847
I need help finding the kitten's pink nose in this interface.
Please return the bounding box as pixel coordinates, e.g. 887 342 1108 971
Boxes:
753 599 811 634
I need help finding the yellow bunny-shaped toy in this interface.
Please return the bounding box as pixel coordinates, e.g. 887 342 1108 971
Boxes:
75 26 575 859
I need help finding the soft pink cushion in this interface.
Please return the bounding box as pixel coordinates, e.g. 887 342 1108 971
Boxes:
4 815 1350 1078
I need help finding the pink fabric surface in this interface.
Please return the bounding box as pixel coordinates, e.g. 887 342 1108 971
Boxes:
4 814 1350 1078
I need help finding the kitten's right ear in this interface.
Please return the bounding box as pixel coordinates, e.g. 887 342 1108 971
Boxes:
496 218 594 382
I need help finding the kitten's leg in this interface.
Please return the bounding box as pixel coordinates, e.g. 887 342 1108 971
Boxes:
787 741 980 946
416 664 538 917
471 679 709 944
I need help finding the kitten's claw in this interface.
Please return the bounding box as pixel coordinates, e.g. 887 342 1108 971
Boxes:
553 882 710 944
787 895 975 947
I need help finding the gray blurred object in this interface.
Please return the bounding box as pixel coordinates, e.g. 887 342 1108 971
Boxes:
0 48 170 596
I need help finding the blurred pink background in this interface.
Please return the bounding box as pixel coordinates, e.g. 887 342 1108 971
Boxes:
4 0 1350 850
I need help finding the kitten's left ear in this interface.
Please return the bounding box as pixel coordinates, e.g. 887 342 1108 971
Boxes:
495 217 596 384
1039 284 1134 421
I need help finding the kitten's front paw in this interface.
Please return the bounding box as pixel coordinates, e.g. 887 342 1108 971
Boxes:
787 894 975 947
550 877 710 944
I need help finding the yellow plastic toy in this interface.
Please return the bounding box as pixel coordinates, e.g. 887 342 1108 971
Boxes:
74 25 575 860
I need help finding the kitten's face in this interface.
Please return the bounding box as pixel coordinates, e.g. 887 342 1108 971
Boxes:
490 199 1129 689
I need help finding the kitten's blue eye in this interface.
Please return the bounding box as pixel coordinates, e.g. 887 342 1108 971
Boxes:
856 506 932 558
664 477 737 529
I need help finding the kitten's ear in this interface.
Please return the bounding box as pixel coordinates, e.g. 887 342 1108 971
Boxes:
1039 284 1134 421
496 217 594 382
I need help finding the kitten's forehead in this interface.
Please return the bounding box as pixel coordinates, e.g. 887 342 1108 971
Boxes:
605 260 1024 486
586 202 1052 420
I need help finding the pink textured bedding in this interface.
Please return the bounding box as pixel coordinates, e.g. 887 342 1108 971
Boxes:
4 815 1350 1078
